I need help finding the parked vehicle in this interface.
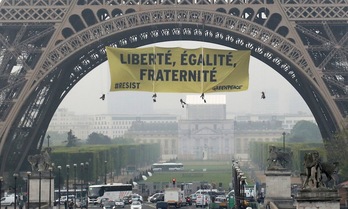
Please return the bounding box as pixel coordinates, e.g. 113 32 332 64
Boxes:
0 196 15 206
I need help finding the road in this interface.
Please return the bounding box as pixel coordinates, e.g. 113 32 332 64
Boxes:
1 202 200 209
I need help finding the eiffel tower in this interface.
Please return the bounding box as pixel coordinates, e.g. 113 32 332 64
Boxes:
0 0 347 173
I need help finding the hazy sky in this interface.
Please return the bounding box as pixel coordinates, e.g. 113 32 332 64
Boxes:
58 41 312 117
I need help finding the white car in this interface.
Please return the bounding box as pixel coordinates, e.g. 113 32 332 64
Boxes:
115 201 125 208
130 200 142 209
0 196 15 206
130 194 143 203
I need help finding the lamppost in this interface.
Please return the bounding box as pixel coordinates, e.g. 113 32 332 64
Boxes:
39 171 42 209
49 166 53 208
66 165 70 203
74 164 77 208
240 176 246 208
14 173 18 209
27 172 31 209
282 132 286 151
104 161 107 184
58 166 62 209
47 135 51 148
85 162 89 209
80 163 84 203
0 176 3 209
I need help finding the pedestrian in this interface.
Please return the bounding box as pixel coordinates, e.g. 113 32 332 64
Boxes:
69 201 74 209
19 199 24 209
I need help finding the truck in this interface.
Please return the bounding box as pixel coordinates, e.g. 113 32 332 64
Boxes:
164 187 183 208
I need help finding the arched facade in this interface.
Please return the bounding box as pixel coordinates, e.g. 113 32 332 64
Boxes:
0 0 347 173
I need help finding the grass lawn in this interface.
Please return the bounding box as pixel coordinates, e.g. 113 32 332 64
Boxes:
143 160 233 191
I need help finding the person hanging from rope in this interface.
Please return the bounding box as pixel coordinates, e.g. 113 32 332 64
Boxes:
152 93 157 102
200 93 206 103
180 99 187 108
261 92 266 99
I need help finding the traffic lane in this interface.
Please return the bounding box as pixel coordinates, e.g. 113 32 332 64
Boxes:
2 202 200 209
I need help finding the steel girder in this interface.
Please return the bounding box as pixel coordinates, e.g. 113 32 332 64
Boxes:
0 0 347 174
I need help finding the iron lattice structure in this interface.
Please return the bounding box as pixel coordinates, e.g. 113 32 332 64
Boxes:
0 0 347 173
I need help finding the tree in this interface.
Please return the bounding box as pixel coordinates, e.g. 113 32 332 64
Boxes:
324 126 348 181
86 132 112 145
287 121 322 143
112 137 135 144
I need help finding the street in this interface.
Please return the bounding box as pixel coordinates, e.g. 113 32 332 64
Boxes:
1 202 201 209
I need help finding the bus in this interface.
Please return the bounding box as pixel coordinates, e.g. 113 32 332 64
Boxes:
88 183 133 204
151 163 184 171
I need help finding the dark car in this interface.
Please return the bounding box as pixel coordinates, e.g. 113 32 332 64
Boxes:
150 194 164 203
123 196 131 205
156 201 168 209
103 201 116 209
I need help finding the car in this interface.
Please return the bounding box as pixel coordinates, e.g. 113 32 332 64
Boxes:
100 198 110 207
155 201 169 209
189 194 197 204
122 196 131 204
130 194 143 203
148 193 164 203
74 198 88 208
0 196 15 206
130 200 142 209
103 201 116 209
214 197 227 209
115 201 125 208
55 195 76 205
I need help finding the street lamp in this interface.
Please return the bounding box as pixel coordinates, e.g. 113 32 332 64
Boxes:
66 165 70 203
58 166 62 209
80 163 84 203
74 164 77 208
47 135 51 148
27 172 31 209
49 166 53 208
282 132 286 151
0 176 3 209
240 176 246 208
14 173 18 209
39 171 42 209
85 162 89 209
104 161 107 184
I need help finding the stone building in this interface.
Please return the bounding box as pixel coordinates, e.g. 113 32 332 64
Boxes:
124 120 178 161
177 95 235 160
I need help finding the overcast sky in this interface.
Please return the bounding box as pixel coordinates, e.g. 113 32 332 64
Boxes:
58 41 312 117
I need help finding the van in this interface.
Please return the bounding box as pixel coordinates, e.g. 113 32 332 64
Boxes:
0 196 15 205
195 194 210 207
